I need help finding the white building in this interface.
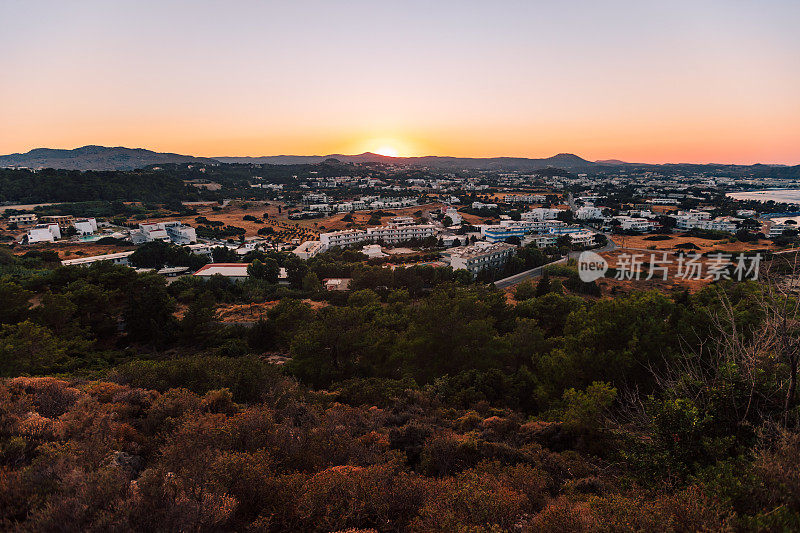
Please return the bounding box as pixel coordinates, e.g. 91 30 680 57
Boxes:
131 221 196 245
293 240 323 260
163 221 197 244
482 219 566 242
444 207 462 226
366 223 437 244
521 208 562 221
61 250 135 267
445 242 516 276
73 218 98 235
193 263 250 282
566 229 597 247
361 244 387 259
319 223 437 250
130 223 170 244
575 206 604 220
27 224 61 243
391 216 416 226
617 217 656 232
319 229 368 250
506 194 546 204
472 201 498 210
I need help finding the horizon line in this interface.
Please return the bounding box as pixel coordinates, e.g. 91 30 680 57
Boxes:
3 144 799 167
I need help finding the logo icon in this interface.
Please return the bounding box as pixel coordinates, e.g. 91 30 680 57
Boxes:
578 251 608 282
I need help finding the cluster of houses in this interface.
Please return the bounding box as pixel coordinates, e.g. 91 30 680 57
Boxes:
21 215 100 244
130 221 197 245
299 194 419 214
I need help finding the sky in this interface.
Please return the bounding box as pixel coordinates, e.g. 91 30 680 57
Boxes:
1 0 799 164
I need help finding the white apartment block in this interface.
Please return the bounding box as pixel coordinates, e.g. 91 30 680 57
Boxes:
131 221 196 245
675 215 738 233
391 216 416 226
319 223 438 250
521 208 562 221
74 218 98 235
131 223 170 244
293 240 323 260
617 217 656 232
566 229 597 247
163 221 197 244
446 242 516 276
366 224 437 244
320 229 368 250
575 206 604 220
506 194 546 203
26 224 61 243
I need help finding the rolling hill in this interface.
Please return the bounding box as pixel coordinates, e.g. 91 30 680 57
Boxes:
0 146 217 171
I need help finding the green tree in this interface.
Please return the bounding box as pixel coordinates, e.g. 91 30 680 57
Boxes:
124 274 177 347
247 258 279 283
0 280 31 325
302 271 322 292
0 321 67 375
284 255 309 288
179 292 219 346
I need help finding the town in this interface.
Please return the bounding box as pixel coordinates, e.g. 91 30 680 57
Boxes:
3 159 796 290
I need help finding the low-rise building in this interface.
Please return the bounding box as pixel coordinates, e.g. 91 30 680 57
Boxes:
73 218 98 235
323 278 351 291
60 250 135 267
482 220 566 242
445 242 516 276
293 240 323 260
163 221 197 244
575 206 604 220
131 221 196 244
40 215 75 229
193 263 250 282
617 216 656 232
8 213 37 225
361 244 387 259
366 223 437 244
521 208 562 221
26 223 61 243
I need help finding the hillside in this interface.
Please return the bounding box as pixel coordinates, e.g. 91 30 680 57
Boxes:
0 145 217 171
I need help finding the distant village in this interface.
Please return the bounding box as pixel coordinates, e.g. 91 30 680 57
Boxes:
4 161 800 287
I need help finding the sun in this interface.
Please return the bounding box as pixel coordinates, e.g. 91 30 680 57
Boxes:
375 146 399 157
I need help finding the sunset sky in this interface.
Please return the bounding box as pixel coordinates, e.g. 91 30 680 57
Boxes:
2 0 799 164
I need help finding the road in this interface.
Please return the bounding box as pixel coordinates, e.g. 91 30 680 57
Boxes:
493 257 568 289
493 233 619 289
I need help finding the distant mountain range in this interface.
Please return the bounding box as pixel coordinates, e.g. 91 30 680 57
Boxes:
0 146 217 171
0 145 616 171
1 146 798 176
214 152 610 171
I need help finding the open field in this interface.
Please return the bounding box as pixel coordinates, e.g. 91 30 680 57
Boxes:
613 233 780 253
12 241 135 260
294 203 446 232
135 201 320 243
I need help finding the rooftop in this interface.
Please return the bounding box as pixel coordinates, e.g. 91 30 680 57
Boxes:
193 263 250 277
